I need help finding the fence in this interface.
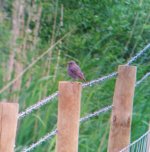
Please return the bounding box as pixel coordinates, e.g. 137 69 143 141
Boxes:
0 43 150 152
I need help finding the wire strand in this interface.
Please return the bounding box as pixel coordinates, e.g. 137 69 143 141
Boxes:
127 43 150 65
80 105 112 122
22 129 57 152
18 92 58 119
135 72 150 86
22 105 112 152
82 72 117 88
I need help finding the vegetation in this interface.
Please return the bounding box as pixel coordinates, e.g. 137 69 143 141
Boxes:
0 0 150 151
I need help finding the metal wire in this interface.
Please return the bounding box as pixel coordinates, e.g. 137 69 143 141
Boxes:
120 130 150 152
82 72 117 88
80 105 112 122
18 92 58 119
136 72 150 86
127 43 150 65
22 129 57 152
21 105 112 152
18 43 150 119
20 71 150 152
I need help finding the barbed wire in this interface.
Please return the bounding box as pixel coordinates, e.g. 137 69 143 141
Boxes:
22 129 57 152
127 43 150 65
136 72 150 86
20 71 150 152
18 43 150 119
82 72 117 88
18 92 58 119
21 105 112 152
80 105 112 122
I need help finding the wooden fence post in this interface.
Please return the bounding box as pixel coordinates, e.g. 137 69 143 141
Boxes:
0 102 19 152
107 65 136 152
56 81 82 152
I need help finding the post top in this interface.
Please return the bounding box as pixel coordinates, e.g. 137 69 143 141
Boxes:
119 64 137 69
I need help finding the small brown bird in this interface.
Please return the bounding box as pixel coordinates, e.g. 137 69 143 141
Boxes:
67 60 86 81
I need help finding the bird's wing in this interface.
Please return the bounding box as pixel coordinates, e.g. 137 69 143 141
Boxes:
70 65 85 80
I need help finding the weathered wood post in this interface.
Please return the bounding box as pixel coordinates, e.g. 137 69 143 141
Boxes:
56 81 82 152
108 65 136 152
0 102 19 152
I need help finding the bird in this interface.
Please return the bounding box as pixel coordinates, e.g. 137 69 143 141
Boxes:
67 60 86 81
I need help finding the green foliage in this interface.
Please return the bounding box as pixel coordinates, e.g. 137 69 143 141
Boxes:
0 0 150 151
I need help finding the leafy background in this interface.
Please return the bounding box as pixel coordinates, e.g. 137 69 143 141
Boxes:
0 0 150 151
